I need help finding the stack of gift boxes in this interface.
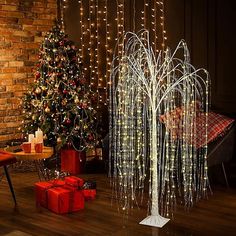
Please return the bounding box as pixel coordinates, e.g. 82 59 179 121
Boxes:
35 176 96 214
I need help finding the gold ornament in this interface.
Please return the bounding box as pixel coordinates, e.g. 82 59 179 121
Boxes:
42 86 47 91
35 87 41 94
45 107 50 113
74 97 79 104
48 90 53 95
61 99 67 106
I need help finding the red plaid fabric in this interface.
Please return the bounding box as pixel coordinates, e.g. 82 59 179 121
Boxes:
160 110 235 148
192 111 234 148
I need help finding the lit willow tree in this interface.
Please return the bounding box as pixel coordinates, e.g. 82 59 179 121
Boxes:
109 31 210 227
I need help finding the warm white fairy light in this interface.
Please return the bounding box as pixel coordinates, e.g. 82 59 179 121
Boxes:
143 0 149 30
116 0 125 58
158 0 167 49
154 1 158 53
89 0 96 91
78 0 85 68
104 0 110 105
60 0 68 31
109 31 210 227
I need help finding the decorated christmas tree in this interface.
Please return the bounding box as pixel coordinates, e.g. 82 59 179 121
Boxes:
21 22 98 151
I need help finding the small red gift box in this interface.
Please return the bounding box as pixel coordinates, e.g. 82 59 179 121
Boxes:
65 176 84 188
61 149 86 175
83 189 96 200
47 186 84 214
35 180 65 207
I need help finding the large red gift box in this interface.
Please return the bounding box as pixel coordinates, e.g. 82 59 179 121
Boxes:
65 176 84 188
47 186 84 214
61 149 86 175
35 180 65 207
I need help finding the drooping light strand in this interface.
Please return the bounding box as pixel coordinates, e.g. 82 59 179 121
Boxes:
154 0 158 54
78 0 85 67
143 0 149 30
151 1 156 50
59 0 68 31
89 0 96 91
116 0 125 58
158 0 167 49
104 0 110 105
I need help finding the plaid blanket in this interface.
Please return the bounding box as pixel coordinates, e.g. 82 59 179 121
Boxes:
193 111 234 148
160 110 235 148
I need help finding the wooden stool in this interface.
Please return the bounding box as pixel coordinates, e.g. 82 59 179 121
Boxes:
0 150 17 205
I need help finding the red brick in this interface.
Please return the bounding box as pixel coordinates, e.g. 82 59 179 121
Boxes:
13 30 30 37
0 98 8 105
0 55 16 61
5 0 19 5
22 25 37 31
34 36 43 43
0 91 14 99
17 67 33 73
4 35 21 42
0 86 6 92
1 5 18 11
3 11 24 18
18 18 34 25
0 78 13 86
1 68 17 73
0 61 9 67
0 17 18 24
9 61 24 67
7 84 28 92
33 19 53 26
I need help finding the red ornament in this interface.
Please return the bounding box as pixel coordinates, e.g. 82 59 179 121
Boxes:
64 118 71 125
88 134 94 141
71 81 76 86
63 89 68 94
35 71 40 79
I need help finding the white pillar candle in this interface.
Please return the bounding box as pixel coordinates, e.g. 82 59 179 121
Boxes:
28 134 35 151
35 128 43 143
28 134 34 143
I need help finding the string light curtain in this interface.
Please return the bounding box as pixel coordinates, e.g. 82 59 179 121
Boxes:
60 0 167 107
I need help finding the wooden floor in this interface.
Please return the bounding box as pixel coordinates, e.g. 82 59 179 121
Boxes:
0 170 236 236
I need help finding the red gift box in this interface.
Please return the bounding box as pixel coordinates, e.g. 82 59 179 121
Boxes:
47 186 84 214
35 180 65 207
65 176 84 188
83 189 96 200
61 149 86 175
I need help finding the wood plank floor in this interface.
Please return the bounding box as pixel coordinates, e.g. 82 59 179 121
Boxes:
0 170 236 236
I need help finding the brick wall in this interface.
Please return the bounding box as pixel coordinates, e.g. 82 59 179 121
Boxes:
0 0 57 144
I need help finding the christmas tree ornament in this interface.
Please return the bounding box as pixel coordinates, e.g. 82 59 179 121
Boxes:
45 107 50 113
35 87 42 94
41 86 47 91
35 71 40 79
74 97 79 104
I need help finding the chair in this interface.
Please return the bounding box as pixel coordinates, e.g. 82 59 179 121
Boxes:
0 150 17 204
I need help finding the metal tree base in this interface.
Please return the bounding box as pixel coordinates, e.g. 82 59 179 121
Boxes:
139 215 170 228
